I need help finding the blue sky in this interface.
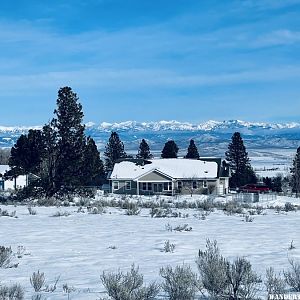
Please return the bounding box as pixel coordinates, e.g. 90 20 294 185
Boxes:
0 0 300 126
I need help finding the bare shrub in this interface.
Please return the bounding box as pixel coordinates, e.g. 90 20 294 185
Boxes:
196 240 260 299
196 240 228 297
0 246 13 268
160 265 198 300
63 283 76 300
44 275 60 292
163 241 175 253
223 202 244 215
284 202 296 212
244 215 254 222
0 283 24 299
100 264 159 300
196 198 215 212
89 206 104 214
0 209 17 218
50 211 70 217
226 257 260 300
284 259 300 291
28 207 37 215
288 240 296 251
125 202 141 216
0 246 17 268
265 267 286 296
173 224 192 232
16 246 26 259
165 223 173 232
30 271 45 292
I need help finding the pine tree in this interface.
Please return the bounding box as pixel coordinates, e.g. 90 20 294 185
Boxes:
39 124 58 195
161 140 179 158
104 132 127 170
82 137 104 186
185 139 200 159
137 139 153 159
52 86 86 191
225 132 257 188
291 147 300 196
9 129 44 175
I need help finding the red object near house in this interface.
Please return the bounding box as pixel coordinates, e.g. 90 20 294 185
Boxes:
238 184 271 193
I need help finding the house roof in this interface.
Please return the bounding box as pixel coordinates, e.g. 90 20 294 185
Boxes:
110 158 218 180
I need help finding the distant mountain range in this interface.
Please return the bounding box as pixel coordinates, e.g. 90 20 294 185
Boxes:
86 120 300 133
1 120 300 157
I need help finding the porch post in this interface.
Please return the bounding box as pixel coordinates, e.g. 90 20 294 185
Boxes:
137 180 139 195
172 180 175 196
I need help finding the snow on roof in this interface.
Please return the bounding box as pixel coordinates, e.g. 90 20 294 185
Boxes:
110 159 218 180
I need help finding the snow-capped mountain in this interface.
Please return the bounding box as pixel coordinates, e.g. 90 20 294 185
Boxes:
1 120 300 157
87 119 300 133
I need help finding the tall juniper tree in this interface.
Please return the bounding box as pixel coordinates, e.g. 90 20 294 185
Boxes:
225 132 257 188
291 147 300 196
161 140 179 159
82 137 104 186
52 86 87 191
104 132 127 170
137 139 153 159
8 86 104 196
185 139 200 159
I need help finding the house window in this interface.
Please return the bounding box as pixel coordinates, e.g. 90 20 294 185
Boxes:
113 181 119 190
193 181 197 189
125 181 131 190
163 182 172 191
177 181 182 189
148 183 152 190
142 183 147 190
203 181 208 188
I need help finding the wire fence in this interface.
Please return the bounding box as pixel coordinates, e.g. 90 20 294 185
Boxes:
232 192 277 203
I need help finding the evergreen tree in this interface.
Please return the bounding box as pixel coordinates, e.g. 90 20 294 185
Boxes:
9 129 44 175
225 132 257 188
161 140 179 158
8 87 104 196
137 139 153 159
291 147 300 196
82 137 104 186
263 177 273 189
39 124 58 195
185 139 200 159
104 132 127 170
52 86 87 191
272 175 283 193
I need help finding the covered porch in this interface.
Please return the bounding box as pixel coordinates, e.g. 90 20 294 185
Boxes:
135 169 175 195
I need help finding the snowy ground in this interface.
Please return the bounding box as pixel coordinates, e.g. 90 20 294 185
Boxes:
0 195 300 299
249 148 294 178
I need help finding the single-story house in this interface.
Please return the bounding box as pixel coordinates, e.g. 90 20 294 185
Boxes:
0 165 28 191
109 158 230 195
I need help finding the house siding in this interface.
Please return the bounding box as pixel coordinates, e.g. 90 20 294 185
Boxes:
178 179 218 195
138 171 171 182
112 180 137 195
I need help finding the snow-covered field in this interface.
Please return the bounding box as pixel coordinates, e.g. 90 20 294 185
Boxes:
1 195 300 299
249 148 294 178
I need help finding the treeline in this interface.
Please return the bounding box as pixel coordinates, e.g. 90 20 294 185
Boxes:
4 86 300 197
